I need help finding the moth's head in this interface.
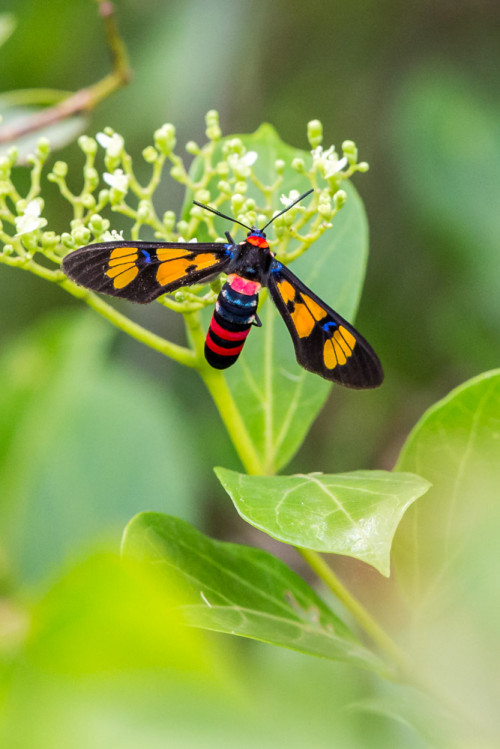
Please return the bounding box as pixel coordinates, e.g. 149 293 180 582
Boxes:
247 227 266 239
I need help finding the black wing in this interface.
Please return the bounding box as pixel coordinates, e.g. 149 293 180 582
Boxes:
62 241 233 303
268 262 383 388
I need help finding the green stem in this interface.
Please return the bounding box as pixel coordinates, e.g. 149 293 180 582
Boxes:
199 366 264 475
298 547 409 674
182 309 263 474
64 282 197 367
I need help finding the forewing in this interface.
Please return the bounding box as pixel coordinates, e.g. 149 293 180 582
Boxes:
268 262 383 388
62 241 233 303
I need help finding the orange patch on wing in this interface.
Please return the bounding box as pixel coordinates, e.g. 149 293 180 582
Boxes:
291 303 315 338
289 294 328 339
109 246 138 260
324 340 337 369
106 260 137 279
108 256 138 269
190 252 220 270
112 265 139 288
334 329 352 358
333 338 347 365
278 280 296 304
303 295 327 322
156 258 192 286
156 248 191 262
338 325 356 349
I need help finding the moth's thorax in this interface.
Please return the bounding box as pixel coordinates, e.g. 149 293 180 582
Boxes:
233 236 273 283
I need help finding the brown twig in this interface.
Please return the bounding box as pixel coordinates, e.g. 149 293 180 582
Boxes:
0 0 131 145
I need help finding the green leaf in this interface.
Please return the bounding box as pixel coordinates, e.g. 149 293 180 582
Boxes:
122 512 387 675
190 124 369 472
392 369 500 608
216 468 431 577
0 312 202 584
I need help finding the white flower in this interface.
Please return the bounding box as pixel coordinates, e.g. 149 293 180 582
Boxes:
102 229 125 241
15 200 47 236
280 190 300 208
176 237 198 243
311 145 347 178
96 131 124 158
103 169 129 192
227 150 258 177
241 151 258 166
324 156 347 177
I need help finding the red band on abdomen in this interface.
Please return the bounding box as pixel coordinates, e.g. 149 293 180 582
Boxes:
205 337 245 357
210 317 250 341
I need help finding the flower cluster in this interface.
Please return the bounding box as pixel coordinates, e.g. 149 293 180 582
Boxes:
0 111 368 306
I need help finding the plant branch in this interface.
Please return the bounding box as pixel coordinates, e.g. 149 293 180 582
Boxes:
0 0 131 145
297 547 409 675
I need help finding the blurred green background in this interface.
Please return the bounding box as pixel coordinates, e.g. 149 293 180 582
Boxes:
1 1 499 746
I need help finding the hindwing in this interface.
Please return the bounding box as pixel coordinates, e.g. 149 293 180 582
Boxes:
62 241 233 303
268 262 383 388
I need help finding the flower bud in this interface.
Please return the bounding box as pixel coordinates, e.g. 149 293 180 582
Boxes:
61 233 76 249
185 140 200 155
205 110 221 141
334 190 347 209
342 140 358 165
217 180 231 196
216 161 230 177
72 226 91 245
154 123 176 154
169 165 184 180
194 189 210 204
89 214 109 234
274 159 285 174
142 146 158 163
84 167 99 191
162 210 176 232
36 138 51 158
41 231 59 249
292 157 305 173
78 136 97 157
307 119 323 149
230 193 245 214
81 193 96 210
176 220 189 237
52 161 68 178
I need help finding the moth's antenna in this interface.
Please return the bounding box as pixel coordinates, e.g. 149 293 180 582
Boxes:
261 188 314 232
193 201 253 232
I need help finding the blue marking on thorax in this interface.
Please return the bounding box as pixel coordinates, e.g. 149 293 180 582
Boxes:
141 249 152 263
271 262 283 273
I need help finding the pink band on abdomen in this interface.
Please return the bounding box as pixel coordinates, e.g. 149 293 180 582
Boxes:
228 274 261 296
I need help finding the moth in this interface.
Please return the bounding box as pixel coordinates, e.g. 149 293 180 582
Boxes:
62 189 383 388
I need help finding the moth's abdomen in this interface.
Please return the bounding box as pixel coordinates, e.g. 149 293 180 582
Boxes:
205 275 261 370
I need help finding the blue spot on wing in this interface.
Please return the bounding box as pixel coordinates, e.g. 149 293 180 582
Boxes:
322 321 338 332
141 249 152 263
